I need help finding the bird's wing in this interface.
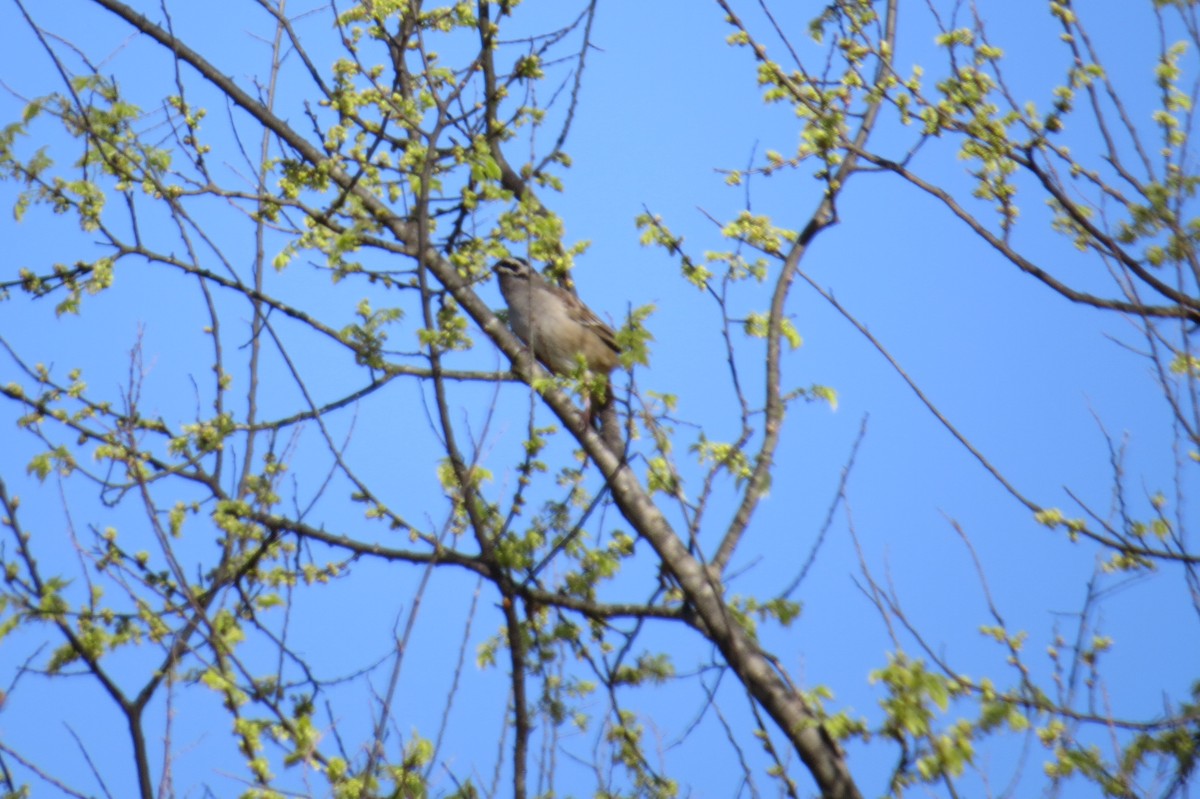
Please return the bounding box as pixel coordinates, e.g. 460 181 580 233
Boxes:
563 291 619 354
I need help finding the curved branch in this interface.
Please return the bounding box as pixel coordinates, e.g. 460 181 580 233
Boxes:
851 148 1200 322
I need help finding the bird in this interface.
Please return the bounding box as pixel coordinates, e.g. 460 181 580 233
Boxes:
492 256 622 451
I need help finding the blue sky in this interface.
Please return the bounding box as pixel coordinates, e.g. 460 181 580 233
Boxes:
0 1 1196 797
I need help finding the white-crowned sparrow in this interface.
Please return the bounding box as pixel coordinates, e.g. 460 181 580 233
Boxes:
493 256 622 449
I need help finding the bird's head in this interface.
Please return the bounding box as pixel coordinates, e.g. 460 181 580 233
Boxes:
492 256 533 282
